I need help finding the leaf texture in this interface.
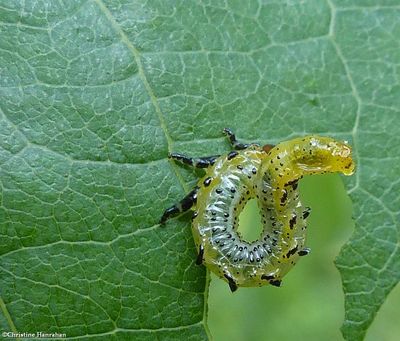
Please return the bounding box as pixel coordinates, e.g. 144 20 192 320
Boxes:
0 1 398 340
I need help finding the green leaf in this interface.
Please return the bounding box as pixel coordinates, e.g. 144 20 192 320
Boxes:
0 1 398 340
331 2 400 340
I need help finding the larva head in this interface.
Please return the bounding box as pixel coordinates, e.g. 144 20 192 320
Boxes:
291 136 355 176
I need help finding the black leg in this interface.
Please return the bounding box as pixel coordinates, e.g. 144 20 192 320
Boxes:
160 186 199 225
224 273 238 292
169 153 220 168
223 128 254 150
196 245 204 265
269 279 282 287
298 247 311 256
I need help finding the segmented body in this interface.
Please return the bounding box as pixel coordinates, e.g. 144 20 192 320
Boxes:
162 133 355 291
193 146 299 287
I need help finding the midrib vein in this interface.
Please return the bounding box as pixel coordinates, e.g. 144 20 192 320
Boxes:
94 0 189 192
92 1 210 336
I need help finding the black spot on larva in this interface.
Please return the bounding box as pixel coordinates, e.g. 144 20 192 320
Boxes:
230 187 236 193
211 211 216 215
285 179 299 190
252 168 257 174
262 189 268 194
261 274 275 281
224 213 229 218
269 279 282 287
246 190 250 195
216 188 223 194
280 189 288 205
203 177 212 187
237 165 243 170
192 211 198 220
227 151 238 160
289 214 297 229
211 217 216 221
286 245 298 258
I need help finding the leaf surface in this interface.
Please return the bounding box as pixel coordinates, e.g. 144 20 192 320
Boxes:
0 1 398 340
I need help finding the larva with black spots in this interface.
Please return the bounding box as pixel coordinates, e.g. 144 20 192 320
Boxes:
160 129 355 292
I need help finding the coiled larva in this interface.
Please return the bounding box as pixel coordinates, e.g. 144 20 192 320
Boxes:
160 129 355 292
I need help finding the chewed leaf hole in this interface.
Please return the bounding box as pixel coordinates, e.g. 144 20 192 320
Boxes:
237 198 264 243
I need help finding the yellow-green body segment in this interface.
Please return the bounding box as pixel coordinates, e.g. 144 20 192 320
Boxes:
191 136 354 289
